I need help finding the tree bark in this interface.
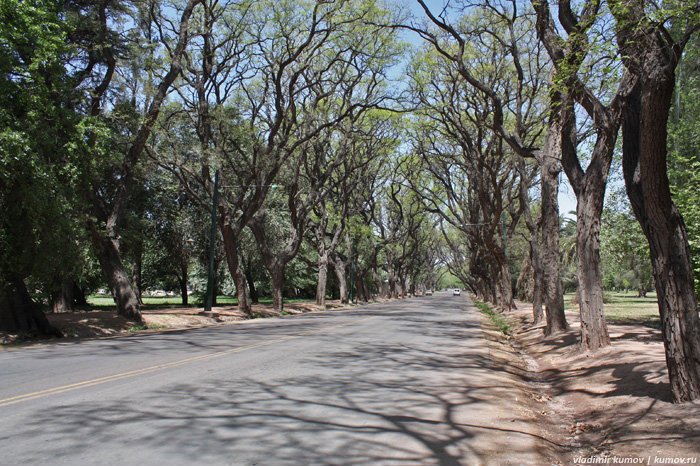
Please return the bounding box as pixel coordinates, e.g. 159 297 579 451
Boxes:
221 223 251 316
621 80 700 402
490 252 514 311
245 266 259 305
531 235 545 324
179 264 189 306
316 251 329 308
0 279 62 337
539 119 568 335
270 267 285 313
50 280 74 314
333 257 348 304
559 96 613 351
575 186 610 350
89 227 143 323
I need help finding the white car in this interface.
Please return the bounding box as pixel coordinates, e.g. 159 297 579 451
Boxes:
425 289 433 296
453 289 461 296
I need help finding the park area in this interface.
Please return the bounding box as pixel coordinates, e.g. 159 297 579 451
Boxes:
3 291 698 463
1 0 700 463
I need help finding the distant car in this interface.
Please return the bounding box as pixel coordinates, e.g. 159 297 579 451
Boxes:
425 289 433 296
453 289 461 296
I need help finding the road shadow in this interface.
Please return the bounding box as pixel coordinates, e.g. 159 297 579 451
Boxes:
10 302 562 465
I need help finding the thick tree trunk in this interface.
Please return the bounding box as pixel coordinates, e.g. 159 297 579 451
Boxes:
50 280 74 314
221 224 251 316
89 228 143 323
559 90 615 351
622 80 700 402
576 191 610 350
0 279 62 337
356 279 368 302
540 121 568 335
388 273 397 299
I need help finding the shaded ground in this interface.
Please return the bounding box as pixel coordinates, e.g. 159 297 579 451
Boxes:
1 296 558 465
1 300 349 345
5 294 697 464
508 300 700 464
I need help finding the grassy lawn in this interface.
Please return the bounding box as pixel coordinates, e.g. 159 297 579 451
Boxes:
86 294 313 310
564 291 660 327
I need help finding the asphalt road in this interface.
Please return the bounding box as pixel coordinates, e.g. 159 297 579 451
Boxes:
0 294 551 465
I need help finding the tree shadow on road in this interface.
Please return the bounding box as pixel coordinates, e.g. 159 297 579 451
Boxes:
12 307 568 465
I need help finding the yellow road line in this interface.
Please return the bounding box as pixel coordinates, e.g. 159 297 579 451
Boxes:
0 315 377 408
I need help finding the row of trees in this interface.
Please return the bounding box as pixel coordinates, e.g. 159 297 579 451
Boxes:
0 0 444 330
400 0 700 403
1 0 699 402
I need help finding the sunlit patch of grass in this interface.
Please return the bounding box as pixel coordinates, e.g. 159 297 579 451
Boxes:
475 301 512 335
564 291 660 328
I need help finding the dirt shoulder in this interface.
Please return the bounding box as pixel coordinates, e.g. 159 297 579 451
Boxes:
507 300 700 465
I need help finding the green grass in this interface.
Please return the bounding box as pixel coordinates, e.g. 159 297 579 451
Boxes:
563 291 660 328
127 324 148 332
86 294 314 311
475 301 512 335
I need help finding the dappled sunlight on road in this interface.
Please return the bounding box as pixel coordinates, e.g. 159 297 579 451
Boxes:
3 297 558 465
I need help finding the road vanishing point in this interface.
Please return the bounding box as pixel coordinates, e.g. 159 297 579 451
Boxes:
0 294 555 465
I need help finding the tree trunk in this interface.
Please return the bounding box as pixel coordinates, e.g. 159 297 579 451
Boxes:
221 224 251 316
387 271 397 299
621 79 700 402
0 279 62 337
496 254 514 311
245 266 259 304
316 251 329 308
372 267 382 299
356 279 368 302
334 261 348 304
73 282 88 307
559 88 616 351
270 267 284 313
50 280 74 314
576 189 610 350
531 238 545 324
89 227 143 323
399 276 407 298
333 261 350 304
179 266 189 306
539 120 568 335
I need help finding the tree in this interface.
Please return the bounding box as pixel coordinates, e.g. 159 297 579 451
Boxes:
81 0 202 323
609 0 700 402
531 0 640 350
409 0 569 331
0 0 89 336
669 35 700 299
